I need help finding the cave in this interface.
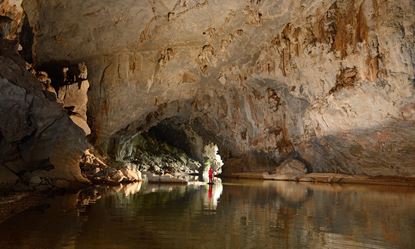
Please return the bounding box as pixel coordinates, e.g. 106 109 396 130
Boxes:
0 0 415 248
1 0 413 183
105 114 229 181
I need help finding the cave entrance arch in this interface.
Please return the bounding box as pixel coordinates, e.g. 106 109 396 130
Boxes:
147 118 225 176
108 116 226 178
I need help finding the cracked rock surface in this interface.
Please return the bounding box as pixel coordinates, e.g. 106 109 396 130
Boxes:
1 0 414 184
0 40 89 186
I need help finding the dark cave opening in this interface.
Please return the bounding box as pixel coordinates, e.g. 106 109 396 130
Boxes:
147 118 224 174
108 117 224 177
36 61 87 92
148 119 204 163
18 14 34 64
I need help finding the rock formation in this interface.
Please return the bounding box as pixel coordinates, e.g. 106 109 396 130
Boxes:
0 0 23 40
56 63 91 135
80 149 142 184
0 39 89 187
0 0 414 188
264 159 308 181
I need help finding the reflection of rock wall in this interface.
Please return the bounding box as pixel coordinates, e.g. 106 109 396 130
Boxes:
21 0 415 176
2 181 414 249
220 181 415 249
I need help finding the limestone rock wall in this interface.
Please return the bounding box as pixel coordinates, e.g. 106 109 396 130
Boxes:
0 40 89 185
0 0 23 39
22 0 415 176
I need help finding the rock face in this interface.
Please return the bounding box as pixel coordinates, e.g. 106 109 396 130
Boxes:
0 40 89 185
33 61 92 135
111 133 201 175
80 149 142 184
13 0 415 177
264 159 307 181
57 76 91 135
144 172 188 184
0 0 23 40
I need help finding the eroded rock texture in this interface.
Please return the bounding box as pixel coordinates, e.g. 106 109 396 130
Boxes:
18 0 415 177
0 40 89 186
0 0 23 40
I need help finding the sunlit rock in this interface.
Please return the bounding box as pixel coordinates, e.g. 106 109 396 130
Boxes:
119 162 142 182
57 81 90 135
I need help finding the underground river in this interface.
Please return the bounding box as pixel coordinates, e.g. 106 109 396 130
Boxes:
0 179 414 249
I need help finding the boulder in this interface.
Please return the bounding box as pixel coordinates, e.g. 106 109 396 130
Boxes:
264 159 307 181
111 170 125 183
80 151 142 184
144 172 188 184
120 163 142 182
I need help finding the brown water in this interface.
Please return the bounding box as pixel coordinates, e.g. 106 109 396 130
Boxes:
0 180 414 249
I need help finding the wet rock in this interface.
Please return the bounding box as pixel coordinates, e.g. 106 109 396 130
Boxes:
120 163 142 182
144 172 188 184
80 150 142 184
80 149 109 181
110 170 125 183
80 149 107 168
264 159 307 181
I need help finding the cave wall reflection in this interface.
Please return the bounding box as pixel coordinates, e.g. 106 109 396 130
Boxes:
1 181 415 249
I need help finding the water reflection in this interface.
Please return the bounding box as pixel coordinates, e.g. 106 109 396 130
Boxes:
0 180 414 249
203 179 223 210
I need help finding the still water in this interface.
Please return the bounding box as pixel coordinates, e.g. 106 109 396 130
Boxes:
0 179 414 249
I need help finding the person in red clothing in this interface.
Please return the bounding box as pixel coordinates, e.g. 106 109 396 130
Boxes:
208 167 214 184
208 184 213 199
